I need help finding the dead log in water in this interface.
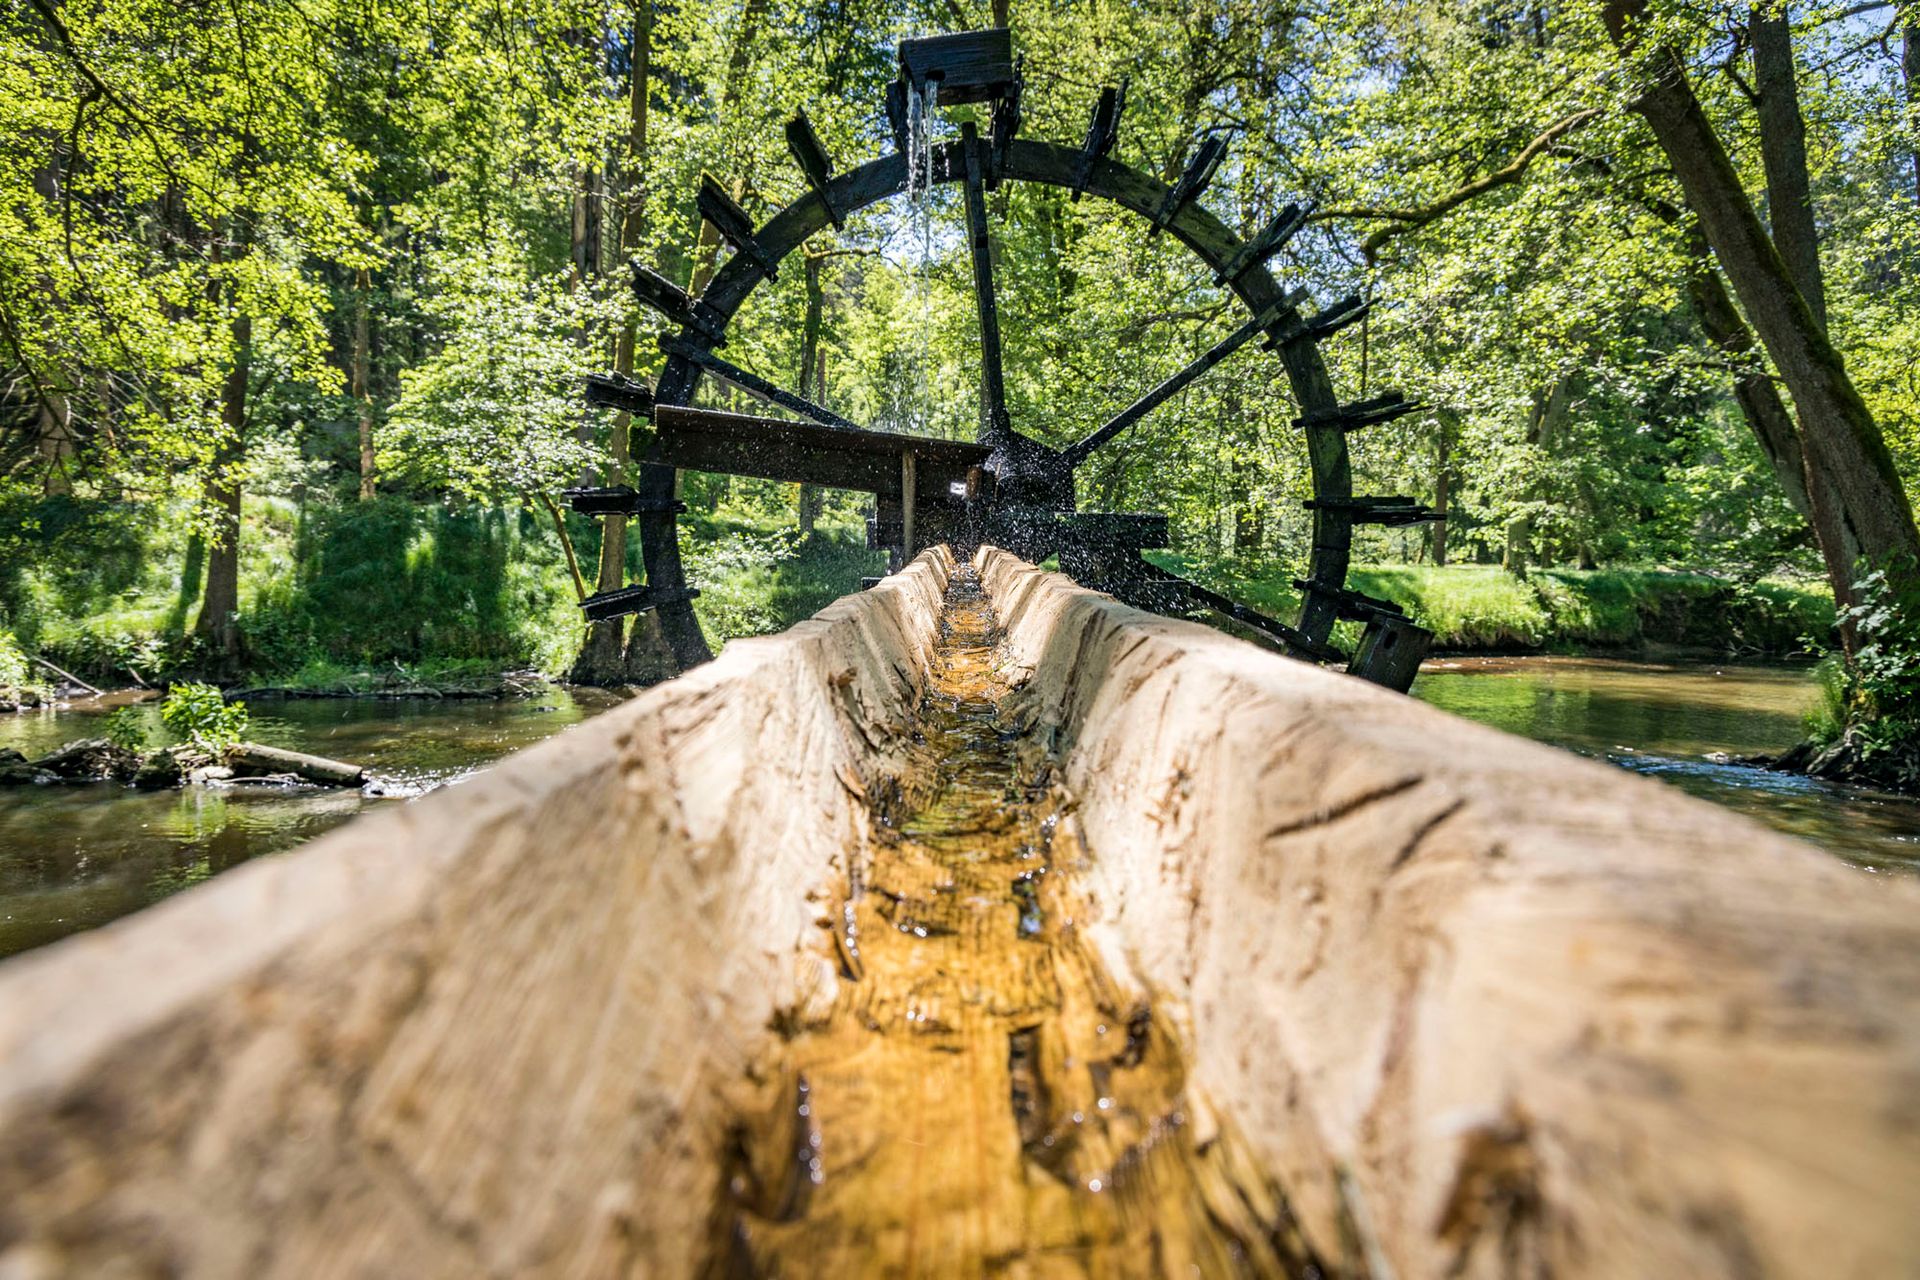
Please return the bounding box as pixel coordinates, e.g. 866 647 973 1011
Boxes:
225 742 367 787
0 546 1913 1278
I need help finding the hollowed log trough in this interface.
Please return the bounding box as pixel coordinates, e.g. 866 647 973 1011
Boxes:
0 548 1916 1277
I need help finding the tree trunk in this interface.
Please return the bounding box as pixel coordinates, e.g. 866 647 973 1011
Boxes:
1750 5 1825 333
35 383 73 496
1605 2 1920 600
353 267 375 500
1905 26 1920 204
1431 420 1452 567
195 310 249 665
797 253 825 538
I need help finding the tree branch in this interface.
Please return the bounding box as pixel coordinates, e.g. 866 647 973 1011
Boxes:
1313 108 1605 258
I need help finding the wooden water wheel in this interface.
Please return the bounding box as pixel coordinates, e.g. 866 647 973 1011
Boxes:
571 28 1438 691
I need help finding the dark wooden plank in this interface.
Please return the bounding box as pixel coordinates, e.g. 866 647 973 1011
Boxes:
1150 134 1228 235
583 372 655 416
1291 577 1405 622
629 263 724 340
898 29 1014 104
785 111 843 229
648 406 988 497
697 175 778 280
659 337 861 430
562 485 687 517
1072 83 1125 200
1304 496 1445 527
1213 201 1311 285
579 583 701 623
1180 579 1347 663
961 123 1012 447
1294 391 1421 433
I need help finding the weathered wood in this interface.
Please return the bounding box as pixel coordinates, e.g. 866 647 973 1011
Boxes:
1212 201 1311 285
7 547 1918 1278
629 262 724 340
1178 578 1347 663
696 174 777 280
579 582 700 623
1063 288 1306 465
582 371 656 417
1266 293 1369 349
784 111 842 229
986 65 1021 185
1071 83 1125 200
900 451 917 558
658 337 859 430
897 28 1014 104
1304 495 1445 527
1292 575 1405 622
562 485 687 517
1294 389 1420 433
648 405 988 498
1345 611 1431 691
1149 133 1227 235
226 742 367 788
960 123 1011 447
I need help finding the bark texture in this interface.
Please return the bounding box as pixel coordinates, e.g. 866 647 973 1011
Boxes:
1750 5 1826 332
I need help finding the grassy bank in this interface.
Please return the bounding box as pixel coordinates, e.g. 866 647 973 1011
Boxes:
1150 552 1834 657
0 493 882 688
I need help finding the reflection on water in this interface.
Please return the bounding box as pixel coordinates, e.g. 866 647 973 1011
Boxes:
0 691 626 960
1414 656 1920 875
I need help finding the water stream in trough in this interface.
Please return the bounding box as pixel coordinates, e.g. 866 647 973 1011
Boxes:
708 566 1314 1274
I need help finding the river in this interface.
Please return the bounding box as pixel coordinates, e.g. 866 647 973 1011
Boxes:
0 657 1913 963
1414 656 1920 875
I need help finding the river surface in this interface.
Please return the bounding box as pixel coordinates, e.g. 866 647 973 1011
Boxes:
1414 656 1920 875
0 691 626 960
1 657 1913 965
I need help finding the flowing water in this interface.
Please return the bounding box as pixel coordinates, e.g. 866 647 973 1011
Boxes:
1413 656 1920 875
0 690 625 960
711 567 1313 1274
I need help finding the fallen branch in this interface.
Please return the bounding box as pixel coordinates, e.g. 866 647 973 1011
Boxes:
28 653 103 698
226 742 367 787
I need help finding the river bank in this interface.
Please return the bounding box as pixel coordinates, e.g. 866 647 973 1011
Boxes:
1155 553 1833 656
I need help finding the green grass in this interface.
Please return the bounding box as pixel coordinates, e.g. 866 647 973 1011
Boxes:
1147 552 1834 656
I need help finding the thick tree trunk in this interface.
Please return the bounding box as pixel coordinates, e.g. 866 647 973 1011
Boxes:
797 254 825 538
353 268 375 500
195 311 249 664
1750 6 1825 333
1606 2 1920 598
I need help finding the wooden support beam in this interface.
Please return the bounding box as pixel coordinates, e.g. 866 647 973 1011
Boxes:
884 79 910 153
1063 288 1306 465
659 337 861 431
1212 201 1312 285
583 372 656 417
1180 579 1347 663
579 583 700 623
1291 577 1405 622
629 263 724 341
1149 133 1228 235
648 405 989 497
1071 83 1126 201
901 451 917 559
1304 496 1446 528
1347 613 1433 692
1294 391 1421 433
785 111 843 230
960 123 1012 447
562 485 688 517
986 65 1023 187
696 175 778 281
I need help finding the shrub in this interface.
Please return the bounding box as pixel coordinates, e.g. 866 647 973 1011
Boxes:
102 706 150 753
159 682 250 754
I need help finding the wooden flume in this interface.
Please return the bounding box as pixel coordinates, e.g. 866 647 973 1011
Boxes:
568 28 1438 690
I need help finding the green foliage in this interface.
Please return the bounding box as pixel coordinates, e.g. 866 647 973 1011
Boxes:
159 683 250 755
1826 566 1920 764
102 706 149 754
0 629 33 700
